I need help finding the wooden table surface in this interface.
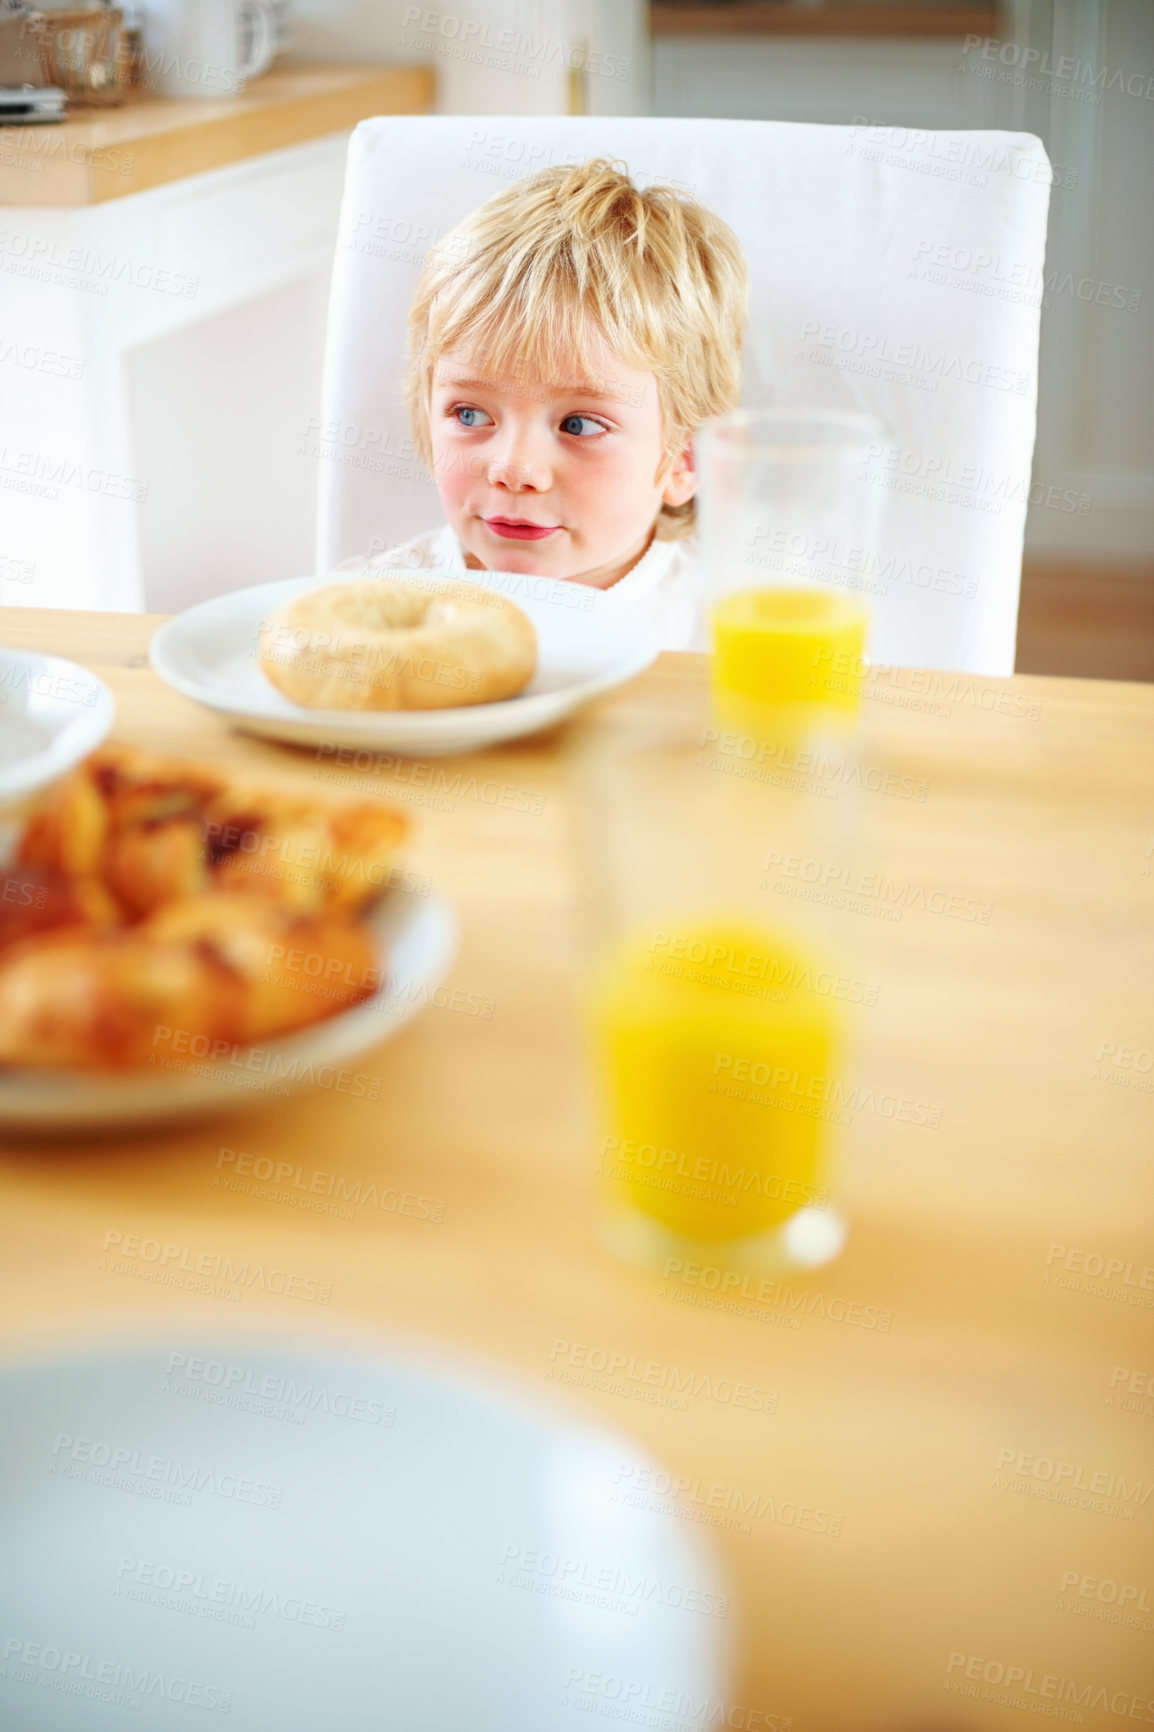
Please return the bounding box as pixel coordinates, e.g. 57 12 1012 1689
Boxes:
1 607 1152 1727
0 62 435 206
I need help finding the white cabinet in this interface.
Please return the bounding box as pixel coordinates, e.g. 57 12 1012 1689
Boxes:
0 132 350 611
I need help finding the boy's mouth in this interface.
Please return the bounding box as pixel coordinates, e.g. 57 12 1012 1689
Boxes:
482 517 561 543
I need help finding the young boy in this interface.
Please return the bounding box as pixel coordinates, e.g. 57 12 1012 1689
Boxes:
365 157 749 650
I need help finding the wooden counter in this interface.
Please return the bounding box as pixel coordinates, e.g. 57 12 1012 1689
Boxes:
0 61 435 207
0 610 1151 1723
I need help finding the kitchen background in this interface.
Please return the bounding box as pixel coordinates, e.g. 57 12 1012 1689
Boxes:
6 0 1151 677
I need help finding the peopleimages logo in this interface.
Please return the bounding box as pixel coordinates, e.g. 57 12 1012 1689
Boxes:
1108 1366 1154 1415
213 1148 446 1225
1044 1242 1154 1296
612 1463 842 1539
945 1652 1154 1722
796 318 1028 394
710 1052 942 1129
762 849 994 922
498 1545 728 1618
149 1024 381 1102
114 1557 347 1632
1 872 49 911
601 1133 831 1208
163 1352 394 1427
661 1259 892 1334
748 522 979 598
1059 1569 1150 1612
0 1635 231 1712
847 118 1075 189
547 1339 777 1414
992 1447 1153 1521
561 1669 789 1729
699 725 929 805
49 1433 283 1510
401 7 632 80
960 33 1154 102
0 230 198 299
648 925 880 1006
100 1230 332 1305
0 658 103 707
140 45 241 94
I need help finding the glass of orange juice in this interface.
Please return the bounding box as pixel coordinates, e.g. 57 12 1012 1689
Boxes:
698 408 885 743
574 691 867 1278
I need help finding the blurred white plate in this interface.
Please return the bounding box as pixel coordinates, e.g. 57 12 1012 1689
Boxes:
0 650 113 809
0 886 457 1134
0 1340 730 1731
149 570 660 756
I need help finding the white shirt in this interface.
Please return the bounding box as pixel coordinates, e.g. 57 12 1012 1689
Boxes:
348 525 708 652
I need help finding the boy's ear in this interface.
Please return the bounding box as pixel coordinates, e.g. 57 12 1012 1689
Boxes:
660 439 696 509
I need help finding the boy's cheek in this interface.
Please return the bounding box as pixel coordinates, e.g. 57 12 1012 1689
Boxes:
431 439 476 515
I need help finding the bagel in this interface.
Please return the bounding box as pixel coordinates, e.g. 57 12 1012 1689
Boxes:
257 577 537 711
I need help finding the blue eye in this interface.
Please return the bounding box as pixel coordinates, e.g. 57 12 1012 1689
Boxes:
560 414 606 437
454 405 492 428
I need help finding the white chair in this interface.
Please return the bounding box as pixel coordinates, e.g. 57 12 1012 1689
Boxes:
318 117 1051 675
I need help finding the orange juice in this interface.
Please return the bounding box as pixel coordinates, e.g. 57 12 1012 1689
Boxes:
711 588 867 738
591 918 841 1247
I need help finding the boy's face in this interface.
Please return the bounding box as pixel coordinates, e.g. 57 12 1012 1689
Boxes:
427 333 695 589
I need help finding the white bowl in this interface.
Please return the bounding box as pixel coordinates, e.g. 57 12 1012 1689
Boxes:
0 1339 731 1731
149 569 660 756
0 650 113 808
0 885 457 1134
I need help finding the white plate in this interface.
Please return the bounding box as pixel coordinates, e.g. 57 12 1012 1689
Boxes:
149 569 660 756
0 886 458 1134
0 650 113 808
0 1340 730 1731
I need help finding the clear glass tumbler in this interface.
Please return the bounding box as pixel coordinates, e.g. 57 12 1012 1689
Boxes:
697 408 885 741
575 688 871 1281
575 410 890 1279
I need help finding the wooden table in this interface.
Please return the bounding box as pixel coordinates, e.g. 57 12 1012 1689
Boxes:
1 608 1152 1726
0 62 435 206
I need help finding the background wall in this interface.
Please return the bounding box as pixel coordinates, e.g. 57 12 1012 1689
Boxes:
1020 0 1154 560
654 0 1154 567
286 0 649 117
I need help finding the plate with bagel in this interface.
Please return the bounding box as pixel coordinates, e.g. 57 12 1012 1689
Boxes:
0 745 457 1133
150 568 660 756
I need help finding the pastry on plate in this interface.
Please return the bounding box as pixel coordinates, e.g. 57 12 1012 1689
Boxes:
0 745 409 1073
0 895 380 1070
16 746 410 918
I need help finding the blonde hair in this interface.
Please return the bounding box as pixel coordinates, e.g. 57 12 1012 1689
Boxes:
405 158 749 539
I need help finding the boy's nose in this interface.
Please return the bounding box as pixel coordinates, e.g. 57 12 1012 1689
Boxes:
487 456 550 492
486 428 551 492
